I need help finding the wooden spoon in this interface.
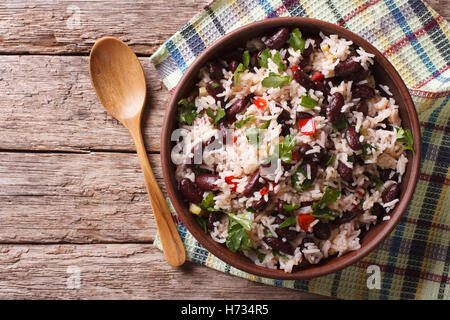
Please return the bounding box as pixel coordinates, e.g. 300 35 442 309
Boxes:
89 37 185 267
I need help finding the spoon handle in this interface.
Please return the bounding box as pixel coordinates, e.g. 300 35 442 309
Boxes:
129 125 186 267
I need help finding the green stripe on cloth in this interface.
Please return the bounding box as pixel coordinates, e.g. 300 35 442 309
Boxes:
151 0 450 300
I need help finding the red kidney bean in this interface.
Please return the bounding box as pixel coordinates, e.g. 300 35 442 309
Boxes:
355 101 368 115
372 203 386 221
274 216 299 241
313 222 331 240
345 126 362 150
337 160 353 182
206 62 223 80
352 85 375 99
263 27 290 49
195 173 219 191
226 98 246 121
228 59 239 73
277 108 291 136
298 56 310 69
382 183 400 203
300 201 314 207
179 178 203 203
300 161 318 182
334 206 361 225
293 68 315 90
206 80 225 101
263 237 294 255
327 93 344 123
252 197 269 211
296 112 314 120
243 170 266 197
334 58 363 79
207 211 222 232
302 44 313 58
314 80 330 97
297 144 313 158
378 167 399 182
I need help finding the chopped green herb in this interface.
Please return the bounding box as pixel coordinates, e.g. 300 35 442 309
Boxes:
234 115 254 128
362 143 378 156
262 73 291 88
300 96 318 109
272 51 285 72
211 82 220 89
258 48 271 68
206 107 226 124
234 63 245 85
226 211 254 231
245 128 261 149
196 216 208 233
367 173 383 190
200 192 216 211
226 220 251 253
311 186 341 219
289 28 305 52
242 50 250 68
396 127 415 154
279 134 296 163
177 99 199 125
332 116 348 132
326 154 336 167
282 203 300 212
272 249 288 259
260 120 271 129
278 216 297 228
291 168 312 193
253 249 266 263
348 155 355 163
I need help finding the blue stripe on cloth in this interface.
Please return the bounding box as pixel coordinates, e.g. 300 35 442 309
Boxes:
285 0 308 17
384 0 447 82
205 6 226 36
180 22 207 57
258 0 275 16
192 242 210 265
165 39 188 73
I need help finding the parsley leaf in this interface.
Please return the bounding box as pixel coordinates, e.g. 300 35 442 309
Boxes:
262 73 291 88
260 120 271 129
245 128 261 149
282 203 300 212
292 168 312 193
326 154 336 167
332 116 348 132
242 50 250 68
300 96 318 109
272 51 285 72
311 206 339 220
289 28 306 52
234 115 254 128
278 216 297 228
177 98 199 125
258 48 271 68
226 220 251 253
226 211 254 231
310 186 341 220
200 192 218 211
206 107 226 124
362 143 378 156
234 63 245 85
396 127 415 155
279 134 296 163
367 173 383 190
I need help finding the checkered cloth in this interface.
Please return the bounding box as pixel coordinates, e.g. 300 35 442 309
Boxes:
151 0 450 300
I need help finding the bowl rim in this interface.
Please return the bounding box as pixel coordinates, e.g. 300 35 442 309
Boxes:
160 17 421 280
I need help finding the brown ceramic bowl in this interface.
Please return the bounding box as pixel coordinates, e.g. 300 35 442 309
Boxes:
161 17 421 279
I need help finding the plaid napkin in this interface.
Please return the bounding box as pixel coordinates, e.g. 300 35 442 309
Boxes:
151 0 450 300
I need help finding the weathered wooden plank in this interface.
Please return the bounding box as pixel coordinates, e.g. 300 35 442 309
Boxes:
0 243 329 299
0 0 205 55
0 152 159 243
0 56 166 152
0 0 448 55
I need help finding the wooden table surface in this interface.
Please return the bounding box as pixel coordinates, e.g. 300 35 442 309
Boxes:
0 1 448 300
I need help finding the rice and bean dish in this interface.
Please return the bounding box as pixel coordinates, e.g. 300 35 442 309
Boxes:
172 27 415 272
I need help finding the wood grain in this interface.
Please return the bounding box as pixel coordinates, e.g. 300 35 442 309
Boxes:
0 56 164 152
0 0 448 56
0 152 158 243
0 243 329 299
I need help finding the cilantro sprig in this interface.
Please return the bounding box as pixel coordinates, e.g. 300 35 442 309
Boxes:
177 98 199 125
206 106 226 124
262 73 292 88
289 28 306 52
396 127 415 154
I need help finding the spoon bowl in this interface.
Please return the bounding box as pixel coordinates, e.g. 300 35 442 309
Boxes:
89 37 186 267
89 37 146 122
